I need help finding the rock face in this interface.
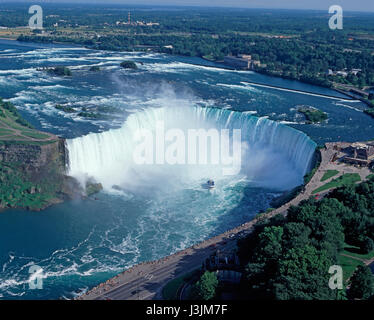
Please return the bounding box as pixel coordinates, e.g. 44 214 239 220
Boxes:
0 139 70 211
0 140 67 177
0 139 102 211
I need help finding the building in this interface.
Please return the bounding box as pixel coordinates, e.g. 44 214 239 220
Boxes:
224 55 251 69
350 68 362 76
224 54 260 70
343 142 374 166
251 60 261 67
336 71 348 77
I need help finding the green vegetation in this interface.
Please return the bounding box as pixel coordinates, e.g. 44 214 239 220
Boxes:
321 170 340 182
120 61 138 70
365 108 374 119
337 254 364 282
0 98 56 144
343 248 374 261
298 107 328 124
0 162 61 210
338 244 374 281
0 99 34 129
348 266 374 300
0 98 65 210
85 181 103 196
53 66 72 76
238 177 374 300
78 112 107 119
55 104 112 119
191 271 219 300
55 104 76 113
21 130 50 140
312 173 361 194
46 66 72 77
364 93 374 117
0 139 57 146
0 128 13 136
9 4 374 90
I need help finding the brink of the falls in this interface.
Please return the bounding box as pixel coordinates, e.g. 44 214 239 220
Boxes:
66 106 317 192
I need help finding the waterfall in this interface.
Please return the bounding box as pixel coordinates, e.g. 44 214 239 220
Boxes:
66 106 316 191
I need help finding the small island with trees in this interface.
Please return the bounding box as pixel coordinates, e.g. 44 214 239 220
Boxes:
120 61 138 70
37 66 72 77
55 104 76 113
89 65 101 72
298 106 328 124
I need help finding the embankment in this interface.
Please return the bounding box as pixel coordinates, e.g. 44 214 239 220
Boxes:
0 139 75 211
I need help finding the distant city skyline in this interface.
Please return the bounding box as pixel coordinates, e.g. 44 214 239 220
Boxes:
1 0 374 12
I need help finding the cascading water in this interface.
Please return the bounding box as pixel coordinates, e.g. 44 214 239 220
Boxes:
66 106 316 192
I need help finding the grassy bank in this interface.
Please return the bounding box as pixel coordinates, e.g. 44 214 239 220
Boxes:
321 170 339 182
312 173 361 194
0 98 66 210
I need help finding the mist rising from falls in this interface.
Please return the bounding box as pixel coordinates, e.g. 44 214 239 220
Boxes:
66 106 316 192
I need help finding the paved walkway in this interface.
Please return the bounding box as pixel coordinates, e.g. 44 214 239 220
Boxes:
77 142 372 300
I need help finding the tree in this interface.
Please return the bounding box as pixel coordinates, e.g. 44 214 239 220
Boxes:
193 271 218 300
282 222 311 249
348 265 374 300
253 226 283 263
120 61 138 69
274 246 335 300
49 66 72 76
361 236 374 254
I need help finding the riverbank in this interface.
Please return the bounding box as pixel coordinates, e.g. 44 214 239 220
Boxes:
11 36 368 106
241 81 357 101
0 98 90 211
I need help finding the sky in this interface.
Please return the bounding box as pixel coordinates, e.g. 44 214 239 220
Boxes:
2 0 374 12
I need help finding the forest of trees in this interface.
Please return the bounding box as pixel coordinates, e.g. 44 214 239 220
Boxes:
17 30 374 88
236 176 374 300
7 3 374 89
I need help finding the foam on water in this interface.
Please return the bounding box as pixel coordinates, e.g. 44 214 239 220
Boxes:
67 105 316 191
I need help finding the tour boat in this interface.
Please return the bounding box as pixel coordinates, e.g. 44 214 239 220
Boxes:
207 179 215 190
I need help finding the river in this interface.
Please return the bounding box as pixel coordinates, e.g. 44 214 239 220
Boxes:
0 39 373 299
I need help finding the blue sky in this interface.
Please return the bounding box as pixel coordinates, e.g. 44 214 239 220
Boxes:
3 0 374 12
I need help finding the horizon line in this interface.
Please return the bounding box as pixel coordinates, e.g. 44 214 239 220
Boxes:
1 1 374 13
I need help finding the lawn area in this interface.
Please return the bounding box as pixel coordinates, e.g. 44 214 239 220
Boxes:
321 170 339 182
0 128 13 136
343 244 374 261
367 174 374 180
21 130 50 140
0 99 56 144
162 269 199 300
338 254 364 283
312 173 361 194
337 244 374 283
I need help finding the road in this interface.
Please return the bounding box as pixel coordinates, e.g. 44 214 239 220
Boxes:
79 239 238 300
94 248 213 300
